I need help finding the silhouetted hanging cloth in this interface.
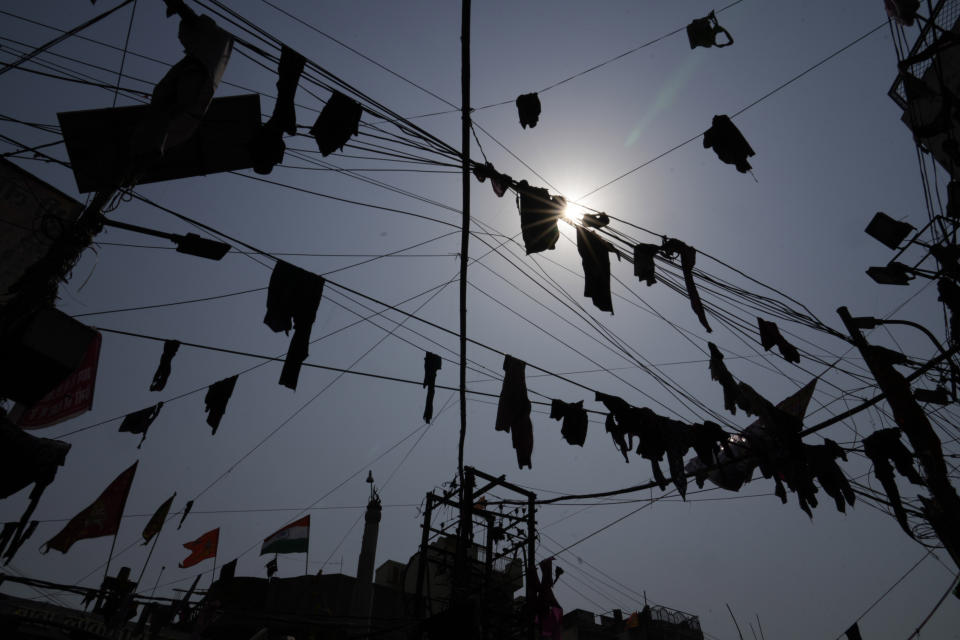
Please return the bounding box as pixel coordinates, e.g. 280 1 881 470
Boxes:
703 114 754 173
662 239 711 332
142 492 176 545
422 352 442 423
264 260 326 390
938 278 960 343
516 180 563 254
516 93 541 129
43 462 138 554
472 162 512 197
595 393 633 463
310 91 362 156
266 556 278 577
845 622 863 640
150 340 180 391
863 428 922 536
495 355 534 469
757 317 800 363
2 520 39 564
806 439 855 513
576 227 615 313
180 527 219 568
251 45 306 175
177 499 194 529
707 342 738 414
581 212 609 229
204 375 237 434
633 243 659 286
686 10 734 49
136 7 233 158
118 402 163 448
550 399 588 446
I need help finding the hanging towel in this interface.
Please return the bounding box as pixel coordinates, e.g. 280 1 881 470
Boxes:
577 227 616 313
204 375 237 434
422 352 442 423
703 114 754 173
310 91 362 156
516 180 563 254
495 355 534 469
516 92 541 129
633 243 659 286
150 340 180 392
264 260 325 390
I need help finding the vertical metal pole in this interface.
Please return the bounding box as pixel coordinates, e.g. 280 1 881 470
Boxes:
415 494 434 621
457 0 471 489
526 495 536 640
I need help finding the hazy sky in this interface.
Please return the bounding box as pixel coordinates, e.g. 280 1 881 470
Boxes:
2 1 959 639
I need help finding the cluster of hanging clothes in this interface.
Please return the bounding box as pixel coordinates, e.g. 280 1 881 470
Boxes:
483 342 926 523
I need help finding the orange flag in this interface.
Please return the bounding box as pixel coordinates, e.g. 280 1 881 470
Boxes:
180 527 219 568
43 462 137 554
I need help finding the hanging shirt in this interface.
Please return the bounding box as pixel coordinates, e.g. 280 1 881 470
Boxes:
707 343 739 414
264 260 325 390
251 45 306 175
550 399 588 446
204 375 237 434
516 92 541 129
422 352 442 423
757 317 800 363
703 114 754 173
118 402 163 449
150 340 180 392
633 243 659 286
577 227 616 313
663 239 711 332
515 180 563 254
310 91 362 156
495 355 534 469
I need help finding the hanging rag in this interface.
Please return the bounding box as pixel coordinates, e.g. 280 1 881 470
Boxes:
310 91 362 156
473 162 513 197
250 45 306 174
690 421 727 466
150 340 180 392
757 317 800 363
516 93 541 129
805 439 855 513
707 342 739 414
581 212 610 229
863 428 922 536
633 243 659 286
596 393 634 462
686 10 734 49
576 227 616 313
177 499 194 530
550 399 588 446
844 622 863 640
938 278 960 344
660 418 691 499
703 114 754 173
135 4 233 158
495 355 534 469
422 352 442 423
662 239 711 332
516 180 563 254
118 402 163 449
264 260 326 390
204 375 237 434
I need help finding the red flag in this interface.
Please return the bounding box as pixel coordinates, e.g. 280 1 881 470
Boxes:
42 462 137 554
180 528 219 568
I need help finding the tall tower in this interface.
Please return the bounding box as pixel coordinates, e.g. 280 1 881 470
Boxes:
351 471 382 635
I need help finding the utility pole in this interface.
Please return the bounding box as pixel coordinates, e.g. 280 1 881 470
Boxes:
837 306 960 571
458 0 471 490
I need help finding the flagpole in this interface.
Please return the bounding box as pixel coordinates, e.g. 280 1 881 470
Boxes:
150 566 165 598
210 546 217 591
95 529 121 610
136 527 163 591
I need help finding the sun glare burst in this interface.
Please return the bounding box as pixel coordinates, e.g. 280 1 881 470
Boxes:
563 202 585 223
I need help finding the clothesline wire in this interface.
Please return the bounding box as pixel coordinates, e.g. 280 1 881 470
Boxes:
576 20 889 200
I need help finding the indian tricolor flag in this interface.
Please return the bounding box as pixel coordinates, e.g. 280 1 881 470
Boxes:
260 515 310 555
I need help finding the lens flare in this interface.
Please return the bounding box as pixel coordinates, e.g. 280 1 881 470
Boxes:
564 202 585 223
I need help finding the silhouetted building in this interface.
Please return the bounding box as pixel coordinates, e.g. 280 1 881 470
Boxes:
562 605 705 640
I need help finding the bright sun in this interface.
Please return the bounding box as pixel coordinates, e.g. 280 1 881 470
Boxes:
563 201 585 223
